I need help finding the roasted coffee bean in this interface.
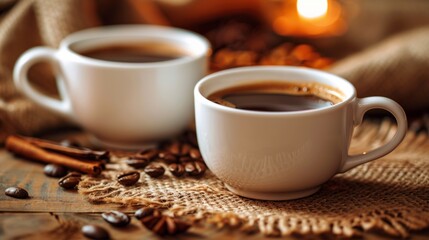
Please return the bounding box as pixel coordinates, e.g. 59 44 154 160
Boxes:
158 151 177 163
184 162 196 175
136 149 159 160
81 225 110 240
44 164 68 178
185 131 198 147
180 144 191 156
185 161 206 177
195 161 207 175
135 207 156 219
5 187 29 199
167 141 181 155
58 172 81 189
144 164 165 178
168 163 185 177
102 211 131 227
125 158 150 169
189 148 201 159
179 156 193 163
117 171 140 186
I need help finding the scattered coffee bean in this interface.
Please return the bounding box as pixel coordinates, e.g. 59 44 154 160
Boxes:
136 149 159 160
179 156 193 163
58 172 81 189
180 144 191 156
184 162 196 175
81 224 110 240
158 151 177 164
167 141 181 155
44 164 68 178
125 158 149 169
185 161 206 177
102 211 131 227
185 131 198 147
117 171 140 186
168 163 185 177
195 161 207 175
5 187 29 199
135 207 155 219
189 148 201 159
144 164 165 178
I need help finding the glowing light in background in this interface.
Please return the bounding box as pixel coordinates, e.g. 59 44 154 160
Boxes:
297 0 328 19
271 0 346 37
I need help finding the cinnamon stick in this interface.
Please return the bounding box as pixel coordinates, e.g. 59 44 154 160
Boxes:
21 136 109 161
5 135 102 175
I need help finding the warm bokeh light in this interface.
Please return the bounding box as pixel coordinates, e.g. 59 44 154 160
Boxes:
297 0 328 19
270 0 346 37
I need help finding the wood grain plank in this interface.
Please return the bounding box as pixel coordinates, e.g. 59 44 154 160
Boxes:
0 150 135 213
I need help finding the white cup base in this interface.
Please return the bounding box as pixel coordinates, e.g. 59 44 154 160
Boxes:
225 184 321 201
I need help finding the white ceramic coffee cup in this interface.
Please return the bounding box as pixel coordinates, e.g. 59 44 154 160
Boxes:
194 66 407 200
14 25 210 147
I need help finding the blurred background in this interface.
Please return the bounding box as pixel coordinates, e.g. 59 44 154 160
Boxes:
0 0 429 139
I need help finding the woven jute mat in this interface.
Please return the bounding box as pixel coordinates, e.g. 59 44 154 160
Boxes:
78 120 429 238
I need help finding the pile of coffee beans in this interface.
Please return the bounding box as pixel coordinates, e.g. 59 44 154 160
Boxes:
211 44 332 71
125 131 208 178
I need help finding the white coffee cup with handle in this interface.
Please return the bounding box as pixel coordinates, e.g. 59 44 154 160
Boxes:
14 25 210 148
194 66 407 200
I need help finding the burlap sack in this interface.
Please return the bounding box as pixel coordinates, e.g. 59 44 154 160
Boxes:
330 26 429 112
0 0 97 142
0 0 429 142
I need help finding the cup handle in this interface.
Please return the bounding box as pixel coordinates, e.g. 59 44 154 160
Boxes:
13 47 73 119
339 97 407 173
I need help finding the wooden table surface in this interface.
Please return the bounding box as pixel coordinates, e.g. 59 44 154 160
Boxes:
1 131 428 240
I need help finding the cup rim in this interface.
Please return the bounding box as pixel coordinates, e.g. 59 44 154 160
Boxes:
195 66 357 116
59 25 210 68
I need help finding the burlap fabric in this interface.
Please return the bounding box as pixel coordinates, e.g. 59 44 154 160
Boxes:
0 0 97 142
0 0 429 142
78 120 429 238
330 27 429 111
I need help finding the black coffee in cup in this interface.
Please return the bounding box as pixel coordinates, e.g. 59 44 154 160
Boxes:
208 81 343 112
78 42 189 63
